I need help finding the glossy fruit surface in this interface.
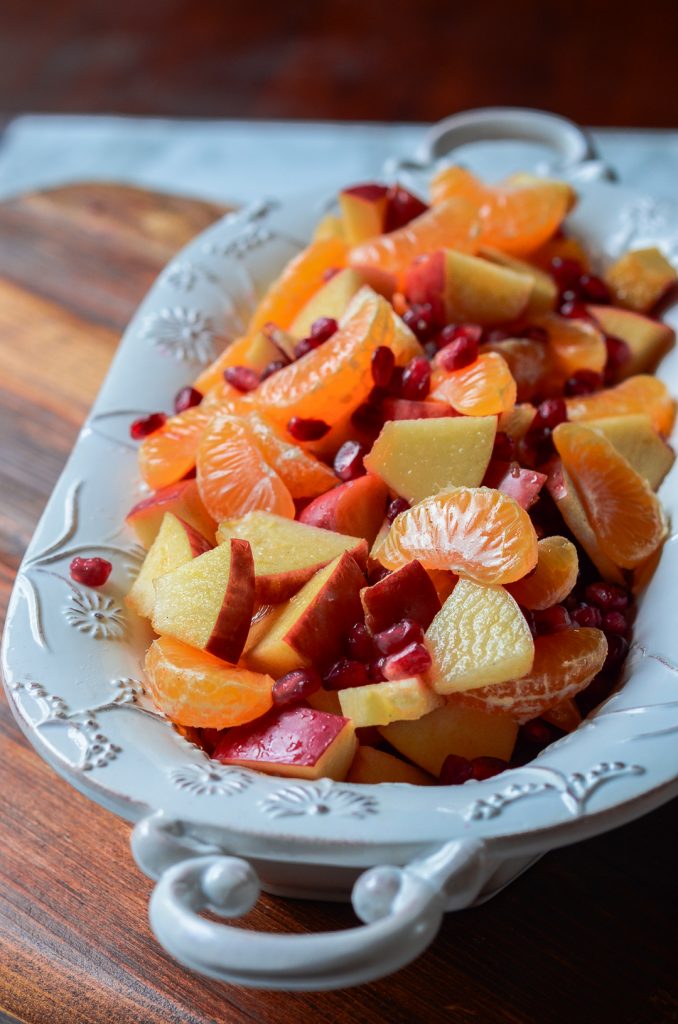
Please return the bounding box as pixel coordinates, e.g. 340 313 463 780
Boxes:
507 535 579 610
430 352 517 416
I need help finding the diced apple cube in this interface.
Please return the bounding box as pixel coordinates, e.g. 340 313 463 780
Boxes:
298 474 388 546
360 559 441 632
126 478 216 548
290 267 366 337
426 579 534 694
346 746 434 785
479 246 557 316
339 184 389 245
363 416 497 504
482 461 547 509
585 414 674 490
338 676 443 727
603 247 678 313
126 512 212 619
588 304 675 377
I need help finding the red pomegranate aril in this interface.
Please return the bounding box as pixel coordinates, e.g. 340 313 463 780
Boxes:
578 273 610 303
345 623 376 662
492 431 515 462
310 316 338 342
386 496 410 523
224 365 260 392
401 356 431 400
470 756 508 781
368 657 388 682
521 606 538 637
293 335 324 359
603 633 629 671
521 325 549 344
571 604 603 629
520 718 557 749
585 582 629 611
602 610 629 637
351 402 383 436
373 618 425 656
371 345 396 388
287 416 331 441
382 641 432 680
550 257 583 292
333 440 366 481
559 300 591 320
272 668 322 706
260 359 288 381
438 322 483 348
534 604 571 634
439 753 473 785
534 397 568 430
384 185 428 232
565 369 604 396
605 335 632 375
174 386 203 413
130 412 167 440
402 303 438 341
69 556 112 587
324 658 370 691
386 365 405 396
437 334 478 371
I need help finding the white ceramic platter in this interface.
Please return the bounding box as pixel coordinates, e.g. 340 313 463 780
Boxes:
2 109 678 990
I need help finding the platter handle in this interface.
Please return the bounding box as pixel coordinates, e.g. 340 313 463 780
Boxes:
132 811 487 990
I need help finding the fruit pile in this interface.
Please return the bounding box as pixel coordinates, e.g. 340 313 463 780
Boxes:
124 169 677 787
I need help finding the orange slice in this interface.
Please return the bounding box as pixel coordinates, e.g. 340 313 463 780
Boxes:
506 535 579 610
348 197 480 277
145 636 273 729
541 314 607 376
193 335 253 394
247 237 347 334
482 338 555 403
138 406 212 490
373 486 538 585
553 422 667 569
247 411 338 498
430 352 517 416
458 627 607 723
566 374 676 437
196 414 295 521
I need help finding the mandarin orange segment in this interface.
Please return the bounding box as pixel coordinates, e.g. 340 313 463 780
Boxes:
430 167 571 257
196 414 295 522
481 338 554 403
458 627 608 723
430 351 517 416
373 486 538 585
541 314 607 377
247 411 338 498
542 698 582 733
566 374 677 437
348 197 480 277
553 422 667 570
506 535 579 610
247 237 347 334
138 406 212 490
145 635 274 729
256 289 420 429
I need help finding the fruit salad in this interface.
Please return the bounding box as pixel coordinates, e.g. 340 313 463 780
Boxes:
122 169 677 787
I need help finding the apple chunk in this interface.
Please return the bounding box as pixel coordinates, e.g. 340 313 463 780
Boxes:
338 676 443 727
479 246 557 316
364 416 497 504
361 559 441 632
246 552 365 677
346 746 434 785
216 511 368 602
214 705 357 781
426 579 534 694
379 704 518 777
126 478 216 548
339 183 389 244
152 538 255 663
290 267 366 337
482 461 547 509
126 512 212 619
299 474 388 546
585 414 674 491
603 247 678 313
588 304 675 377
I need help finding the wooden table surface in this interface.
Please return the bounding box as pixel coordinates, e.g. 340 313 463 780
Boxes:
0 184 676 1024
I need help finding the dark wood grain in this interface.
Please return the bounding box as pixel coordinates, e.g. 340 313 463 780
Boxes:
0 184 676 1024
2 0 678 127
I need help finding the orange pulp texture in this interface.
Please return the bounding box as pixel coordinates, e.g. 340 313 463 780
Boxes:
506 535 579 610
138 406 213 490
565 374 676 437
430 351 517 416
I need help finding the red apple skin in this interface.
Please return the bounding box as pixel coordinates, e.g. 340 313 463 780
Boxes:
382 397 456 421
343 183 389 203
361 559 441 633
483 461 547 509
126 479 216 547
176 516 214 558
205 538 256 664
285 551 366 666
299 474 388 546
255 536 369 604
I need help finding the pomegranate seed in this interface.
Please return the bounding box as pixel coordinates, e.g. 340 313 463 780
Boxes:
272 668 322 706
130 412 167 440
224 365 260 392
578 273 610 303
382 641 432 680
565 369 603 396
324 658 370 691
605 335 631 376
368 657 387 681
386 496 410 523
69 556 112 587
287 416 331 441
603 610 629 637
571 604 603 628
401 356 431 400
322 266 340 282
437 334 478 371
310 316 338 342
345 623 375 662
470 756 508 781
520 425 554 468
534 398 568 430
585 582 629 611
534 605 571 634
371 346 396 388
260 359 288 381
351 402 383 436
373 618 424 656
603 633 629 671
402 303 438 341
384 185 428 232
520 718 557 749
294 335 324 359
438 322 482 348
550 257 583 292
174 386 203 413
439 754 473 785
493 432 515 462
521 326 549 344
334 440 366 481
559 300 591 319
386 365 405 397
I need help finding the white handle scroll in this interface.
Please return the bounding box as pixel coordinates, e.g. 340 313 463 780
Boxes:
132 812 487 990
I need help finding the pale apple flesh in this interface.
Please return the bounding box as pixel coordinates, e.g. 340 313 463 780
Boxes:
338 676 443 728
585 414 675 490
479 245 557 316
346 746 434 785
603 247 678 313
588 304 675 377
126 512 212 619
339 184 389 245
